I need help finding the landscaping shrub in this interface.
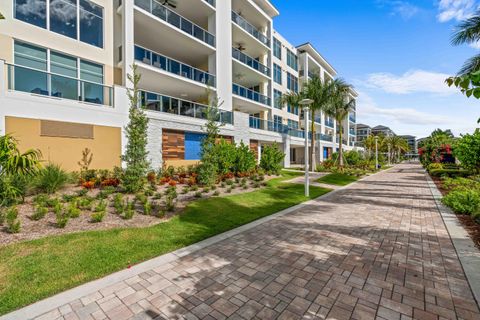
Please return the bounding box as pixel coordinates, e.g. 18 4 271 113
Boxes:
210 140 236 175
197 161 217 186
442 189 480 215
344 151 362 166
427 163 443 172
67 202 81 218
56 212 69 228
442 177 480 192
233 142 256 174
260 144 285 175
31 206 48 221
454 129 480 173
35 164 68 194
6 207 20 233
90 211 105 223
429 168 471 178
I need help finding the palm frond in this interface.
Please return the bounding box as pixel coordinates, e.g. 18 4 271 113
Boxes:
451 13 480 46
458 54 480 75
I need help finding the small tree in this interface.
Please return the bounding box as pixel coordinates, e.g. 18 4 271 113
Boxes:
454 129 480 173
121 65 149 193
78 148 93 172
260 143 285 175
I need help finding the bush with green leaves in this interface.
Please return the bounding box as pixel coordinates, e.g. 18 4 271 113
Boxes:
427 163 443 172
165 186 177 212
67 202 81 218
6 207 21 233
197 161 218 186
233 142 256 174
430 168 471 178
90 211 105 223
56 211 69 228
260 144 285 175
31 206 48 221
442 189 480 215
454 129 480 173
122 201 135 220
442 177 480 192
210 140 236 175
34 164 68 194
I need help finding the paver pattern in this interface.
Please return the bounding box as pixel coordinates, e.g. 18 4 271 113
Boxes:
33 163 480 319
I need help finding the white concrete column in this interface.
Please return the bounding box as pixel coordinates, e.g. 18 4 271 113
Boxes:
122 0 135 88
215 0 233 111
257 142 262 165
283 137 291 168
0 60 5 135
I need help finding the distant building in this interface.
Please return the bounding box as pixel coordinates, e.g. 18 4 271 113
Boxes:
372 125 396 137
356 124 371 146
399 135 417 153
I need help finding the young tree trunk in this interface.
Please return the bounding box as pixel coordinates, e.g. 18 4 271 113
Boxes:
338 124 344 167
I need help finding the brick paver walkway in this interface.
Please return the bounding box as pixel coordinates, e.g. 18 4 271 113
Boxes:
33 163 480 319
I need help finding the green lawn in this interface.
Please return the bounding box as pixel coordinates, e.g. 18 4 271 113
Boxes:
0 171 330 315
317 173 359 186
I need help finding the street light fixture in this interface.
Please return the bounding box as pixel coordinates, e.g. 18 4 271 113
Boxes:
299 98 314 197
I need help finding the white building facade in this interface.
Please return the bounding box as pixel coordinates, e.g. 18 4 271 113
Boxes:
0 0 358 171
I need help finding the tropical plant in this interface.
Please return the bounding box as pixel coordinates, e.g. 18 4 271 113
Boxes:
260 143 285 174
34 164 68 194
325 79 356 167
383 136 409 163
0 134 41 177
233 142 256 174
453 129 480 173
121 64 150 193
6 207 21 234
78 148 93 172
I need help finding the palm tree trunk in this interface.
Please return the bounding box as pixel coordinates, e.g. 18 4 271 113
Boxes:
338 124 344 167
310 110 316 171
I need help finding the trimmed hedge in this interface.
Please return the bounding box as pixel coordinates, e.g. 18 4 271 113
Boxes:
429 168 471 177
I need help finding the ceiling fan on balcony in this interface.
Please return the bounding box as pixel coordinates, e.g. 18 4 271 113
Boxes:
235 43 246 51
161 0 177 8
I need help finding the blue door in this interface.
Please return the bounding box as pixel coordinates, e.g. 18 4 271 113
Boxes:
184 132 206 160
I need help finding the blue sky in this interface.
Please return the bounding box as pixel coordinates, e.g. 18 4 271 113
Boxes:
271 0 480 138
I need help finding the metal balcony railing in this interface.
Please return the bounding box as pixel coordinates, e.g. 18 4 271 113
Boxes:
232 83 271 106
135 0 215 47
140 90 232 124
231 11 270 47
6 64 113 106
135 45 216 87
232 48 270 76
249 117 287 133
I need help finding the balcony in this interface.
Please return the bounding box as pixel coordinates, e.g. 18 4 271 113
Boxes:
349 114 356 122
232 48 270 77
134 0 215 47
349 129 356 135
204 0 215 7
6 64 113 106
324 119 334 128
319 134 333 142
140 90 232 124
231 11 270 47
232 83 271 106
249 117 287 133
135 45 215 87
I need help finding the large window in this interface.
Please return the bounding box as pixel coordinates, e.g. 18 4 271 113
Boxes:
273 63 282 85
274 89 283 109
288 119 299 129
13 41 105 103
273 38 282 60
15 0 104 48
287 72 298 92
287 49 298 71
287 104 299 116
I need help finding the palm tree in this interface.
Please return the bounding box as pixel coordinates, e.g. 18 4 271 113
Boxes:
384 136 409 163
363 135 377 158
451 12 480 75
326 79 355 167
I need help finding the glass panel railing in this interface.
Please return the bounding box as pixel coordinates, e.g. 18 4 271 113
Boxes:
249 116 287 133
6 64 113 106
203 0 215 7
232 83 271 106
319 134 333 142
349 129 356 135
349 114 356 122
135 45 216 87
140 90 233 124
232 48 270 76
324 119 334 128
231 11 270 47
134 0 215 47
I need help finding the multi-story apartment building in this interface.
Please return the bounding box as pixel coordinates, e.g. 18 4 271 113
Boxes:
399 135 417 153
355 123 371 146
0 0 358 171
371 125 395 137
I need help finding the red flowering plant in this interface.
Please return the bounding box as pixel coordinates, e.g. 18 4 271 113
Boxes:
82 180 95 189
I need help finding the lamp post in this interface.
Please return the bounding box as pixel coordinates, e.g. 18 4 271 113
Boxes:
374 136 379 170
299 98 314 197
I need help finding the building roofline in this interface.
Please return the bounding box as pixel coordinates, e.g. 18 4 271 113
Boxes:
296 42 337 76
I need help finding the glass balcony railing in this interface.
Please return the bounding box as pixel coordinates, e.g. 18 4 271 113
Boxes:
324 119 334 128
231 11 270 47
232 48 270 76
135 45 216 87
319 134 333 142
349 114 356 122
203 0 215 7
232 83 271 106
140 90 232 124
6 64 113 106
349 129 356 135
249 117 287 133
135 0 215 47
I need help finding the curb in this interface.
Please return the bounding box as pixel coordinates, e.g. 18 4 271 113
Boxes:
1 167 393 320
425 173 480 306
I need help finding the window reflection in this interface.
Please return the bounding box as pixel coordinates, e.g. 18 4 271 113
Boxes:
15 0 47 28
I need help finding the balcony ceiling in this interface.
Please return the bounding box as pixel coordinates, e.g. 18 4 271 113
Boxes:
232 60 269 88
134 8 215 68
169 0 214 28
232 24 269 58
233 96 270 114
232 0 270 29
136 63 212 102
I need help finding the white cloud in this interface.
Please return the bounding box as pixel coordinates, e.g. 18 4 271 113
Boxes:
437 0 477 22
356 91 450 126
363 69 456 95
376 0 421 19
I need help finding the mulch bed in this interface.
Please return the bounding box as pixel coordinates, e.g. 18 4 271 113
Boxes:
432 176 480 249
0 176 274 246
